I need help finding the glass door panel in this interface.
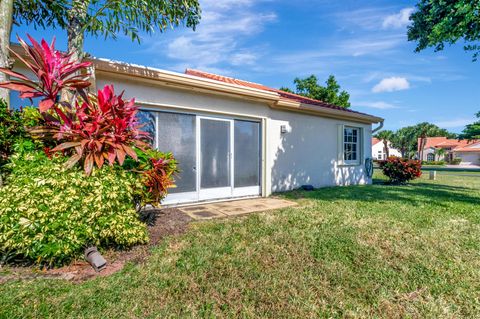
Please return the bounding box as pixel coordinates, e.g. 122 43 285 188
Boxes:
233 120 261 196
157 112 197 194
199 118 232 200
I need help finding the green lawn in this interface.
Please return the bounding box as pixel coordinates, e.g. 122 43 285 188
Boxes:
1 173 480 318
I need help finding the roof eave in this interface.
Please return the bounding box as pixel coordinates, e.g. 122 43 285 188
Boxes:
92 59 280 104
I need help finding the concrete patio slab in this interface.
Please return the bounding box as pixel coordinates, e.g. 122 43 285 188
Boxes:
178 197 297 220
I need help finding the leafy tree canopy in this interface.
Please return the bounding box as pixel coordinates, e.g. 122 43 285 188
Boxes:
374 130 394 141
408 0 480 60
280 75 351 108
459 111 480 140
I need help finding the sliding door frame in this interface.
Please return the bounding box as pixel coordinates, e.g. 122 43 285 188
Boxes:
138 104 265 205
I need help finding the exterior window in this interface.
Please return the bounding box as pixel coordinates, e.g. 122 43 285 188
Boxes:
343 127 360 164
377 150 383 160
427 153 435 161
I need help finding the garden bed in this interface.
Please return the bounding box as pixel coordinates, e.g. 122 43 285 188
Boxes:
0 208 191 283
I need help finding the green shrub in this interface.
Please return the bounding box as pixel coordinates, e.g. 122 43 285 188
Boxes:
0 151 148 266
0 99 26 169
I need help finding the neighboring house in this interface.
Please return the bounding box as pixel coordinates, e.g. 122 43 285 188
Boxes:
11 47 383 205
418 137 480 165
371 138 402 160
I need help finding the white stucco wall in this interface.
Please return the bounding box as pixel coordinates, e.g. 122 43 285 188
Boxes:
95 73 373 193
372 140 401 160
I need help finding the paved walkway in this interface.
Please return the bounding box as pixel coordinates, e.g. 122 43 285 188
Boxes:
178 197 297 220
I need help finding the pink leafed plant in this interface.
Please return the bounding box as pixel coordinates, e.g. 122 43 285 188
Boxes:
0 35 149 175
51 85 149 174
0 35 91 113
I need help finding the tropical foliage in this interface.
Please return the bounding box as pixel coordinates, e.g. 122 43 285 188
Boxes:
0 150 148 266
374 130 394 158
280 75 351 108
390 122 456 158
408 0 480 61
459 111 480 140
0 35 177 266
0 35 150 175
0 98 25 170
48 84 149 175
379 157 422 184
0 35 91 112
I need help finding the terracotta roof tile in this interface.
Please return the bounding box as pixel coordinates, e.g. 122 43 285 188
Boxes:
454 141 480 152
185 69 376 118
372 138 381 146
418 137 479 152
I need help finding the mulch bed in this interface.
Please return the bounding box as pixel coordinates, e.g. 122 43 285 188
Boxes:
0 208 192 283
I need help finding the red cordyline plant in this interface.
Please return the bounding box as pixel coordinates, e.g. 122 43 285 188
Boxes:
0 35 153 176
51 85 149 174
0 35 91 113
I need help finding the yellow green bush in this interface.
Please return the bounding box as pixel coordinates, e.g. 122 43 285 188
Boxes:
0 151 148 266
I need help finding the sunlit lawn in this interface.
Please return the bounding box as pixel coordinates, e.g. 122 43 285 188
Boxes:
1 172 480 318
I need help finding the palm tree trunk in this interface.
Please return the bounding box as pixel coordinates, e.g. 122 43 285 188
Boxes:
383 140 389 158
0 0 14 105
67 0 90 61
419 136 426 161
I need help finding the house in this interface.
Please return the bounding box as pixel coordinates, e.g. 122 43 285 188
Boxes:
418 137 480 165
11 50 383 205
371 138 402 160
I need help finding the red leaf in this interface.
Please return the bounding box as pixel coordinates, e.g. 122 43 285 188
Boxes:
94 152 105 169
64 154 82 169
0 81 37 92
123 145 138 161
107 147 116 165
52 141 82 152
116 148 126 166
0 68 31 81
84 154 94 175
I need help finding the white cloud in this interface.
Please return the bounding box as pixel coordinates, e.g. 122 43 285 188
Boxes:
372 77 410 93
355 101 399 109
434 118 474 129
382 8 414 29
148 0 276 72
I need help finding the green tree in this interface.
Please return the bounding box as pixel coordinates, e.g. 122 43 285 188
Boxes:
391 122 456 159
408 0 480 61
459 111 480 140
374 130 394 158
390 128 412 158
434 148 446 161
280 75 351 108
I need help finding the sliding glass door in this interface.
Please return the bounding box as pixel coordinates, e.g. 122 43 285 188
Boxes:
138 109 261 204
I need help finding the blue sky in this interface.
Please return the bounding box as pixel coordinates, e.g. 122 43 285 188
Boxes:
13 0 480 133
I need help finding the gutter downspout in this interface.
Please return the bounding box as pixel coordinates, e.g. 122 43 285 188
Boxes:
372 120 384 134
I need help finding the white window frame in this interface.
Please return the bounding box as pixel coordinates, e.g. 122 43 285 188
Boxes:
338 125 363 166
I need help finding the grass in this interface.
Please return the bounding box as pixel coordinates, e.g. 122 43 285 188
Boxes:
1 172 480 318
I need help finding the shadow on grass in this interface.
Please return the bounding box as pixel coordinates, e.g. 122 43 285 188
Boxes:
283 180 480 208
